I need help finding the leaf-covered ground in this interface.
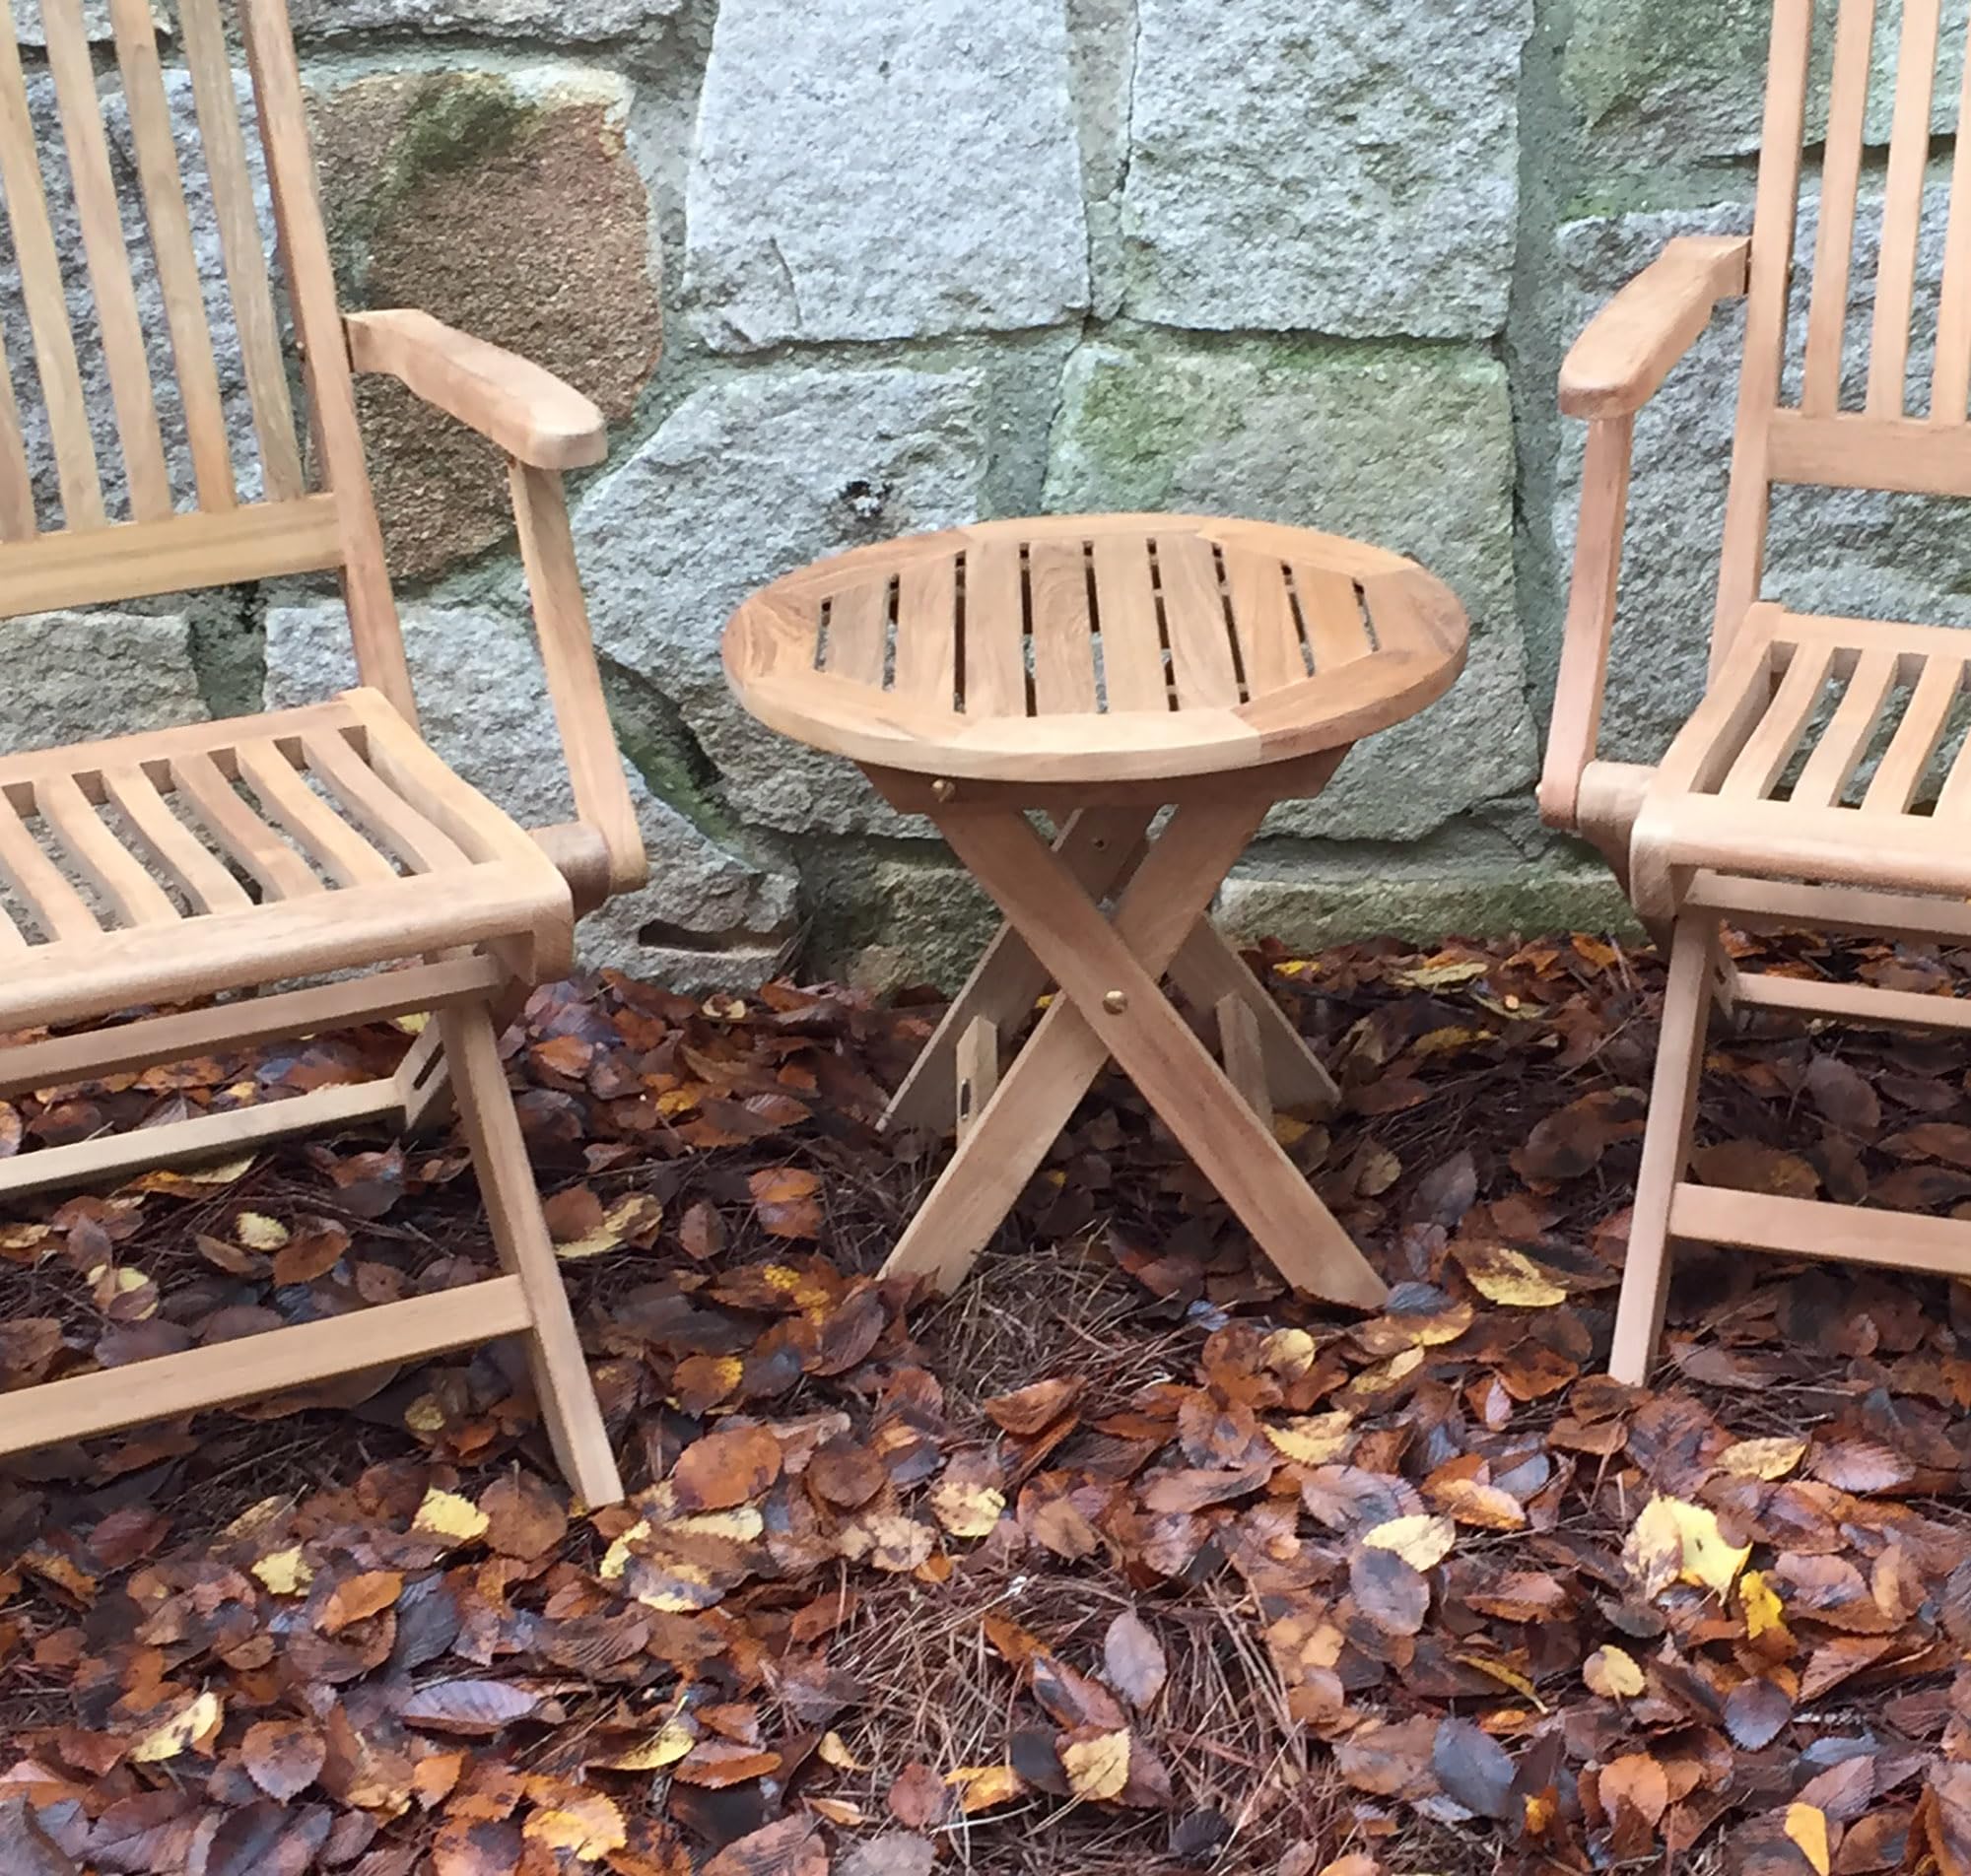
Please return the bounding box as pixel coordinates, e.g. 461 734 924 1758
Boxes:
5 926 1971 1875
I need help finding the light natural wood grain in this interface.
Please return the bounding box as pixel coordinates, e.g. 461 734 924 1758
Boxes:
1216 994 1271 1127
1938 29 1971 425
1733 969 1971 1032
0 6 102 528
1539 415 1635 831
1863 654 1960 811
43 0 171 522
1803 0 1876 418
1712 0 1813 668
508 464 648 895
1560 235 1752 420
442 1000 622 1507
1608 920 1717 1385
176 0 303 500
954 1016 997 1142
1869 0 1942 419
1790 646 1897 807
1718 640 1834 798
347 309 608 470
0 954 503 1099
1671 1183 1971 1276
724 516 1464 785
0 0 640 1505
104 0 238 513
0 1277 530 1458
0 498 342 621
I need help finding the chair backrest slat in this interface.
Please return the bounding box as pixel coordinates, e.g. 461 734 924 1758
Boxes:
1867 0 1943 416
175 0 302 500
1714 0 1813 661
0 0 420 724
1717 0 1971 665
239 0 412 717
1802 0 1875 417
0 7 104 528
104 0 238 510
1932 34 1971 421
41 0 172 521
0 333 37 541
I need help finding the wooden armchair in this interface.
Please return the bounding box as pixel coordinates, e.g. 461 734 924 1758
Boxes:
1544 0 1971 1385
0 0 646 1503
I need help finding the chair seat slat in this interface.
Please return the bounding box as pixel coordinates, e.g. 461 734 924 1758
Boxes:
0 794 103 942
101 763 254 912
1790 646 1899 807
35 773 181 926
232 739 398 888
301 732 470 875
170 750 323 900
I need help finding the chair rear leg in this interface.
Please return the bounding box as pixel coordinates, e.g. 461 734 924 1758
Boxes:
1608 915 1719 1386
438 999 623 1507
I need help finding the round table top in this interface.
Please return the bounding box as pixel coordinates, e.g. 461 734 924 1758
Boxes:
721 513 1467 786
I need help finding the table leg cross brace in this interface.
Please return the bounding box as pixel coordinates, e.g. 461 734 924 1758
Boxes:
876 799 1388 1309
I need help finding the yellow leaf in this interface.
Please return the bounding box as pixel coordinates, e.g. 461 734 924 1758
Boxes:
807 1798 864 1827
928 1480 1006 1539
411 1488 490 1547
1717 1437 1807 1482
525 1793 627 1860
1391 959 1489 991
404 1394 448 1437
1265 1412 1355 1466
251 1547 312 1596
234 1212 289 1250
1582 1644 1645 1700
1060 1730 1131 1803
817 1730 864 1772
1272 1114 1312 1148
1786 1803 1831 1876
1463 1245 1567 1308
601 1716 697 1771
131 1153 255 1192
224 1496 290 1541
1455 1652 1544 1708
556 1192 666 1263
393 1011 430 1036
1259 1328 1320 1378
130 1690 222 1764
1623 1495 1751 1602
1741 1570 1787 1642
946 1764 1025 1813
1361 1512 1456 1572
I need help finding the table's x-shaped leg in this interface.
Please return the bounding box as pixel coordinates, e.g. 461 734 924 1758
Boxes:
876 798 1387 1308
882 807 1340 1136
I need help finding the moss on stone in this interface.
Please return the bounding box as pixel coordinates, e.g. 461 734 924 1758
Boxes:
393 75 540 189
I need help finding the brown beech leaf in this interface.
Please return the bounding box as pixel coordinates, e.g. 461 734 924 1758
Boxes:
1726 1676 1795 1752
398 1680 541 1736
1431 1717 1515 1821
270 1217 351 1287
1103 1610 1168 1710
479 1471 568 1560
319 1570 403 1635
1349 1546 1429 1638
982 1376 1084 1436
241 1717 326 1802
885 1761 951 1831
1599 1752 1668 1827
703 1814 826 1876
748 1168 823 1239
672 1425 782 1510
0 1800 79 1876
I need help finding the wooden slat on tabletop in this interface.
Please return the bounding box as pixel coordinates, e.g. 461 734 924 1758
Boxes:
1225 553 1306 698
1294 565 1372 671
1154 532 1240 708
961 537 1029 717
892 556 958 707
1090 532 1170 712
823 578 890 689
1027 540 1097 715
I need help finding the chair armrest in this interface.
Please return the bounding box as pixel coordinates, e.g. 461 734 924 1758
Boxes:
344 308 607 470
1559 235 1751 420
1538 415 1637 833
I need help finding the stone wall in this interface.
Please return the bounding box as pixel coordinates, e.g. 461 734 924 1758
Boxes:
5 1 1956 988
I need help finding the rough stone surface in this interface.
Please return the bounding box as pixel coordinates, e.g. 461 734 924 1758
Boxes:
1046 331 1536 842
263 604 798 987
1551 185 1971 770
572 364 994 835
1219 817 1634 954
1122 0 1529 339
309 68 661 584
0 612 206 753
0 72 272 526
288 0 683 38
1561 0 1968 170
683 0 1089 351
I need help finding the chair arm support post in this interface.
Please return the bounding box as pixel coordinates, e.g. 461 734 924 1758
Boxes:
1540 413 1636 834
1559 235 1751 419
344 308 607 469
508 459 648 896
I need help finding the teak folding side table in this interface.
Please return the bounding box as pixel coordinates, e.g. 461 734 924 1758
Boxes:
723 514 1467 1308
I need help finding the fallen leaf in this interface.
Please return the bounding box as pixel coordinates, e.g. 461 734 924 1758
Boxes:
1060 1729 1131 1803
1104 1610 1168 1710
